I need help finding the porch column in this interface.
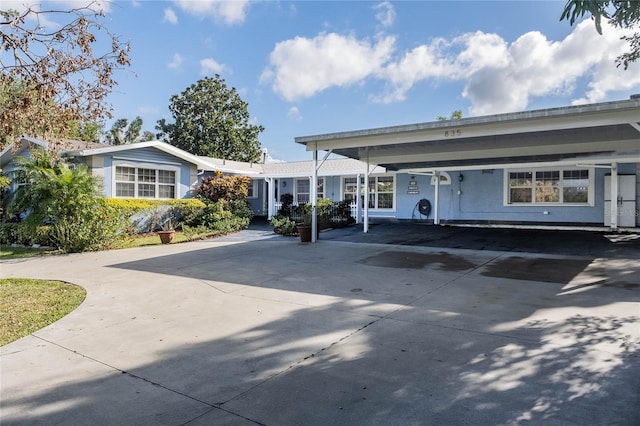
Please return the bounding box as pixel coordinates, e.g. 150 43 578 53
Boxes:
434 171 440 225
267 177 276 219
610 162 619 230
311 145 318 242
355 173 362 224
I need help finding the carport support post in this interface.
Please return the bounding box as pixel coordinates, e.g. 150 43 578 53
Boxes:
364 159 369 233
611 162 619 230
434 171 440 225
311 145 318 242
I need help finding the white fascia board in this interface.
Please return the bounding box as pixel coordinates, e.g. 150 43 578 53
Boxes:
298 102 640 152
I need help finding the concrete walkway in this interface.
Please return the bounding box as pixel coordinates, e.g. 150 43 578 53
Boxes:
1 229 639 425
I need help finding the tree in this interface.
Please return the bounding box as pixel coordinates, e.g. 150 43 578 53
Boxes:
68 121 103 143
437 110 463 121
0 2 131 148
106 117 144 145
156 75 264 162
560 1 640 69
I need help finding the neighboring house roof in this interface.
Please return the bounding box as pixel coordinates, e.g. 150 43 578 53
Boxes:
198 156 264 175
0 136 104 168
261 157 385 177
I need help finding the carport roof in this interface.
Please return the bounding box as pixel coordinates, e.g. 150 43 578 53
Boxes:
295 97 640 171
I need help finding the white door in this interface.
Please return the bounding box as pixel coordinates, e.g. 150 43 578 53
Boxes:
604 175 636 227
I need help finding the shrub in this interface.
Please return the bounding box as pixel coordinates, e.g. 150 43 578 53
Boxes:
197 171 251 203
270 215 297 236
0 223 54 246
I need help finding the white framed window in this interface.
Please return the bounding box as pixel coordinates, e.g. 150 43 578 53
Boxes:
295 178 324 204
247 179 258 199
505 167 593 206
343 175 395 210
114 162 179 199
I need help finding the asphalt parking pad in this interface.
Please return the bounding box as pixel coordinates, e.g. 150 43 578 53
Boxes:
482 256 593 283
357 250 477 271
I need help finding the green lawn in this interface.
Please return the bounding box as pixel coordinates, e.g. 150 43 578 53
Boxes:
0 278 86 346
0 245 58 260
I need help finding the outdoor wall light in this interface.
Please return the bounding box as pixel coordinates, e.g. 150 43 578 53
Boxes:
282 181 287 187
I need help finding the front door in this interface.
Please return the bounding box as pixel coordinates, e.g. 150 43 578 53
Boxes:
604 175 636 227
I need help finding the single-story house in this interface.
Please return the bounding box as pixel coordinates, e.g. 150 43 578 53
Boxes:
2 97 639 236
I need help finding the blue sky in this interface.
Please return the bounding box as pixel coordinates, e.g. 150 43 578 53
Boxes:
9 1 640 161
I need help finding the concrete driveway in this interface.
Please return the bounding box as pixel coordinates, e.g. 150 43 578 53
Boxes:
1 228 639 425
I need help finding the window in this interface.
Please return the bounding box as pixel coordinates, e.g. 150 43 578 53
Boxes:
343 175 395 210
506 168 591 205
114 164 177 199
295 178 324 204
247 179 258 199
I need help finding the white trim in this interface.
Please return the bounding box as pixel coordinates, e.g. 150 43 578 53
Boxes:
503 166 594 207
112 160 181 199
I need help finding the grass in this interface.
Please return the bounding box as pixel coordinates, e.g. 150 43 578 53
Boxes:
0 245 59 260
112 229 227 249
0 278 86 346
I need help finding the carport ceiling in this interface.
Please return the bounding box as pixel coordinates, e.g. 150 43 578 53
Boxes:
295 98 640 171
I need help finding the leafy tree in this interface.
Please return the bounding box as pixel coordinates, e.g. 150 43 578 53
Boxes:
560 0 640 69
106 117 144 145
156 75 264 162
0 2 131 148
9 148 125 252
67 121 103 143
437 110 463 121
141 131 156 142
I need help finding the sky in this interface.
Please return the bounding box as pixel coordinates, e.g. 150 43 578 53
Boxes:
7 0 640 161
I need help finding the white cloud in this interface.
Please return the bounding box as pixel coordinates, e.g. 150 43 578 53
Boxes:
374 1 395 28
200 58 229 75
168 53 184 69
173 0 249 25
287 106 302 121
261 33 395 102
459 20 639 115
263 16 639 114
164 8 178 24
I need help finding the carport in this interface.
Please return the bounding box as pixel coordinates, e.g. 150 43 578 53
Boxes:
296 97 640 241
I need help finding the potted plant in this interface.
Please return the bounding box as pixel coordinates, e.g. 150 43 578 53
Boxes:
157 222 175 244
296 203 313 242
156 206 178 244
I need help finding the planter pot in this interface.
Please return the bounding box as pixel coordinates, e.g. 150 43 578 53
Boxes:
157 230 175 244
296 224 312 243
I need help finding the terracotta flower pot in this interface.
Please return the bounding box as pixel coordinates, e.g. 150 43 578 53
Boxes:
157 230 175 244
296 224 312 242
